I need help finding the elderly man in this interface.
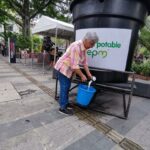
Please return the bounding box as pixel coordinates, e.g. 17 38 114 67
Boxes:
54 32 99 115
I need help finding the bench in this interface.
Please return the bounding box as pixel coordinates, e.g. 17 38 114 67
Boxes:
55 68 135 119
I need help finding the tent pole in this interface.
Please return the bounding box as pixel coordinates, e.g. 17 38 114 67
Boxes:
52 27 58 79
8 38 10 63
54 27 58 64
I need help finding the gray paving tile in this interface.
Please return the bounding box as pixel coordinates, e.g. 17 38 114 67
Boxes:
65 130 115 150
29 109 65 128
107 106 148 135
0 108 66 141
0 130 44 150
125 114 150 150
0 118 33 142
133 98 150 114
94 137 116 150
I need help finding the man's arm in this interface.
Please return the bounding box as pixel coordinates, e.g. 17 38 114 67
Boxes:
83 65 92 80
74 69 87 82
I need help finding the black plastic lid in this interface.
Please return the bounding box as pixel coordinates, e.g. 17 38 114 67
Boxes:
70 0 150 14
70 0 85 12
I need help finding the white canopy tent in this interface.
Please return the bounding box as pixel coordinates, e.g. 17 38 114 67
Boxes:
32 15 74 63
32 15 74 40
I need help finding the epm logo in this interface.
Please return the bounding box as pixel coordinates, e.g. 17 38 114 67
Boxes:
87 41 121 58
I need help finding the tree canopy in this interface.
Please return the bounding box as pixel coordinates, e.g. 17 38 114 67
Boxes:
0 0 72 38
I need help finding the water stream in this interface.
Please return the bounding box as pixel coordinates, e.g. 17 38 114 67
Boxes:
88 80 93 90
88 76 96 90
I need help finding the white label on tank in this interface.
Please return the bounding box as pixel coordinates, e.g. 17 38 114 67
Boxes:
76 28 132 71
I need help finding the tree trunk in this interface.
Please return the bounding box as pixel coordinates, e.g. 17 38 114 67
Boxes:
21 0 31 50
3 23 7 45
22 16 31 37
22 0 30 38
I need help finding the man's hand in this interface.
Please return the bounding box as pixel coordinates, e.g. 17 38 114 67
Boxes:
83 65 93 80
87 73 92 80
81 74 87 82
74 69 87 82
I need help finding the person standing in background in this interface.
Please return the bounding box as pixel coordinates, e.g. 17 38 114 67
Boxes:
42 36 55 52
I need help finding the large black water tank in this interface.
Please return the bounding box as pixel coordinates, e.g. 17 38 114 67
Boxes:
70 0 150 83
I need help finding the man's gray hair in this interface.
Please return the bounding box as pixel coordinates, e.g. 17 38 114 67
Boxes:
83 32 99 43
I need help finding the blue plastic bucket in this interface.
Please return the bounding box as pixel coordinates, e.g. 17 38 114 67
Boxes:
77 84 96 106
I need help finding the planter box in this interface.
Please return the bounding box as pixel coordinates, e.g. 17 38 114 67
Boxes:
133 76 150 98
134 74 150 80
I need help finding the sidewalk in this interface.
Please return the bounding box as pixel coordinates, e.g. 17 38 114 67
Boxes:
0 55 149 150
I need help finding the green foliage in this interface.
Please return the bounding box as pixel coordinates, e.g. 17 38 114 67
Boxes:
132 60 150 77
139 47 150 58
15 34 31 51
132 62 143 74
139 47 147 54
32 35 42 53
145 16 150 31
0 31 17 46
0 31 31 51
51 37 66 47
141 60 150 76
0 0 72 39
0 0 73 51
43 0 73 22
139 27 150 52
5 31 17 40
136 16 150 68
